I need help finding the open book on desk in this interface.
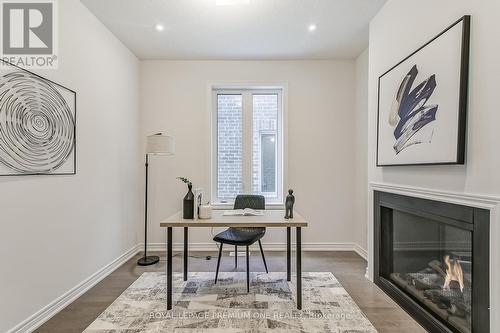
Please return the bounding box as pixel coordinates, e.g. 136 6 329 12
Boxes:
223 208 264 216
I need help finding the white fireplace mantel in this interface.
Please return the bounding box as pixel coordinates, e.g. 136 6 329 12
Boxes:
370 182 500 210
367 181 500 333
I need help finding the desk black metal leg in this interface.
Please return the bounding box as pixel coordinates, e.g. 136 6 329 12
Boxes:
286 227 291 281
167 227 173 310
296 227 302 310
235 245 237 269
246 245 250 293
184 227 188 281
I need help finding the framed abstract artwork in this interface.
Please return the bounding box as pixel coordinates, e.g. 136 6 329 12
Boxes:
0 59 76 176
377 16 470 166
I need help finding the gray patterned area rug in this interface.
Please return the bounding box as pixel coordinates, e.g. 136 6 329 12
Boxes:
84 272 377 333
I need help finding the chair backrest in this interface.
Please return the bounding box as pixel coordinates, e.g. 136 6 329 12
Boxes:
234 195 265 210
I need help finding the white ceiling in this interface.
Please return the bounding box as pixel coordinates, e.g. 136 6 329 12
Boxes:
81 0 386 60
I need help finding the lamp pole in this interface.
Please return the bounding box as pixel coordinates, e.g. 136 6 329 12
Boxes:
137 153 160 266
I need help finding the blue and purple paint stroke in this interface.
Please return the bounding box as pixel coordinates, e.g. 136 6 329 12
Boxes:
389 65 438 154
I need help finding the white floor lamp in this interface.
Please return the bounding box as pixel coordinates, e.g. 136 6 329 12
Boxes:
137 133 175 266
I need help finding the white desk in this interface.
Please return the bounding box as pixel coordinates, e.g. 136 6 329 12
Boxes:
160 210 308 310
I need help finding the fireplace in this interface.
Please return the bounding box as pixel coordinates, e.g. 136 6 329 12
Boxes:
374 191 490 333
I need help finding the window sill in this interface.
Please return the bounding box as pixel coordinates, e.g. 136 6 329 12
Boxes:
211 202 285 210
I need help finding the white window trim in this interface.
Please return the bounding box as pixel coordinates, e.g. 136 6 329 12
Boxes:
209 84 287 209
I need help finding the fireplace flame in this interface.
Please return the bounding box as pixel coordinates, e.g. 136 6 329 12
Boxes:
443 255 464 292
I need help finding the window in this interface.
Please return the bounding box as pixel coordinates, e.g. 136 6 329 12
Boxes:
260 133 277 194
213 88 283 204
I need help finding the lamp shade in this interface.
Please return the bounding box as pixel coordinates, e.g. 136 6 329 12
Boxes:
146 133 174 155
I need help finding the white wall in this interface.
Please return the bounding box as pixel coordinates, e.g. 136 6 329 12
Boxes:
367 0 500 330
368 0 500 196
0 1 141 332
140 60 359 250
354 49 369 251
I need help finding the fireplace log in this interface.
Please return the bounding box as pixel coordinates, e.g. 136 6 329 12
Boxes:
423 288 472 316
407 272 443 290
429 260 447 276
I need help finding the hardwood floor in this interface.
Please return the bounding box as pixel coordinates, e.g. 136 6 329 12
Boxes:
35 251 425 333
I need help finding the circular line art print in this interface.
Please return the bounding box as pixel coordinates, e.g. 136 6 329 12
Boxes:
0 66 76 175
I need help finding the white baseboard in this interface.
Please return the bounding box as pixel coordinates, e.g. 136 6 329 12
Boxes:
7 244 141 333
141 242 368 260
353 243 368 260
10 241 367 333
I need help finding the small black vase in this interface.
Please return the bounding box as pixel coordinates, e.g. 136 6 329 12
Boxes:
183 184 194 219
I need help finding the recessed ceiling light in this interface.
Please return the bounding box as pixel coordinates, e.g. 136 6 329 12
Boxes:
216 0 250 6
154 24 165 32
308 24 317 32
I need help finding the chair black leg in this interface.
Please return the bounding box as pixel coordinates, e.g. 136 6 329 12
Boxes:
235 245 237 269
246 245 250 293
258 240 268 273
215 243 223 284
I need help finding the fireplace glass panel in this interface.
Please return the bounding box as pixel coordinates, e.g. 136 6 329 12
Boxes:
382 209 472 333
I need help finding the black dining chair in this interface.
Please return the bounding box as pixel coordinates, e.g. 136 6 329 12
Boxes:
213 194 268 292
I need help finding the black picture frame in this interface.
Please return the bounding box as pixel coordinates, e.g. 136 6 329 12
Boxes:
0 59 77 176
376 15 470 167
